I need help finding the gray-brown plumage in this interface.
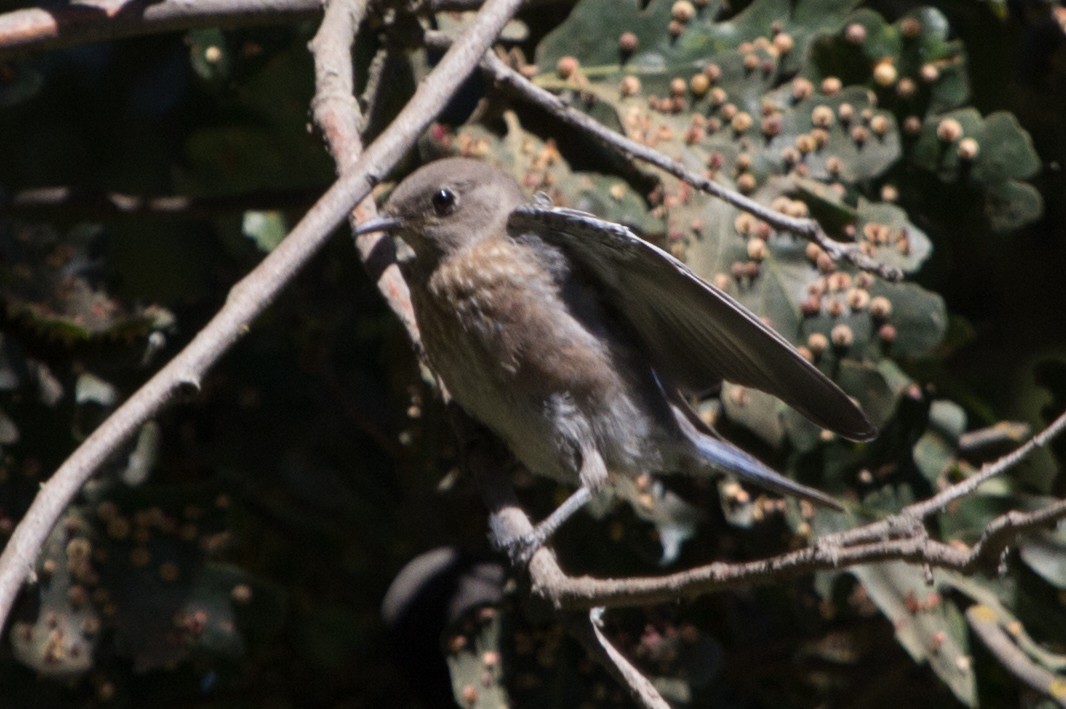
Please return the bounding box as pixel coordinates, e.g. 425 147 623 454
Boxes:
355 158 874 528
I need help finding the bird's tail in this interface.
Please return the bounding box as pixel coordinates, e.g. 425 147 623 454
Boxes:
688 432 844 511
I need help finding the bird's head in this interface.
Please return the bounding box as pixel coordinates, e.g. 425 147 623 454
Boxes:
355 158 524 261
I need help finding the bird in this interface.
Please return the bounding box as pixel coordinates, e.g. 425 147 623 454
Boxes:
354 157 875 554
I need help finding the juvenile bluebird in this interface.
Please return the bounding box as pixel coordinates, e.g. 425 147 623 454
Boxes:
355 158 875 549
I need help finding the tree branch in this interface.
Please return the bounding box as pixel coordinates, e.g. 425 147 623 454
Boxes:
0 0 527 633
468 407 1066 612
307 0 422 350
0 0 543 58
0 0 322 58
966 605 1066 707
567 611 672 709
827 405 1066 548
0 185 320 219
454 39 904 280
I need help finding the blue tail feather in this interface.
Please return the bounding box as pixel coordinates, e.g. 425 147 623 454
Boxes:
692 433 844 511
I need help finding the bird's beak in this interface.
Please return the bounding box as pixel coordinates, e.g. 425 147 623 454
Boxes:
352 214 402 237
352 213 416 263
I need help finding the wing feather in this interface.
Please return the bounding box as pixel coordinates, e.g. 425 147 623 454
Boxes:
508 205 876 441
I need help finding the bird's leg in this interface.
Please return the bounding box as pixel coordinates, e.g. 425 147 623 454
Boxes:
503 486 593 563
502 448 606 563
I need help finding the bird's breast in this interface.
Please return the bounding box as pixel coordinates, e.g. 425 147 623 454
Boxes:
409 238 672 482
420 239 608 386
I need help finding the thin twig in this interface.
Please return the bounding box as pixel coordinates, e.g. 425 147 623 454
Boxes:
523 496 1066 610
567 612 671 709
969 499 1066 572
449 40 903 280
909 406 1066 517
958 421 1031 459
966 605 1066 707
357 47 391 134
827 406 1066 548
0 0 527 633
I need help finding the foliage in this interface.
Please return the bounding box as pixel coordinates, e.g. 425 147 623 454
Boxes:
0 0 1064 707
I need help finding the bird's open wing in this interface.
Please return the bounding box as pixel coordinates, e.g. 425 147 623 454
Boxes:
508 205 876 441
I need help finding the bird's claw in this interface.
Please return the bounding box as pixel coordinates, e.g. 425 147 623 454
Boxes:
499 530 546 565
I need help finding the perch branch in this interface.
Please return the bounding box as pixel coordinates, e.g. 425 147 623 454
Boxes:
455 411 668 707
0 0 526 633
469 408 1066 611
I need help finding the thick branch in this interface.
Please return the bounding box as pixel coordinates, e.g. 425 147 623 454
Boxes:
0 0 321 58
0 0 526 633
308 0 421 348
0 185 319 219
0 0 546 58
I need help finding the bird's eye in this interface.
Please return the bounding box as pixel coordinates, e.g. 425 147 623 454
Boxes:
431 188 458 216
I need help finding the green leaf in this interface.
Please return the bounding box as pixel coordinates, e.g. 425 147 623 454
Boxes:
1019 528 1066 591
851 561 976 706
446 606 509 709
913 400 965 484
909 108 1043 232
538 0 862 75
242 210 288 252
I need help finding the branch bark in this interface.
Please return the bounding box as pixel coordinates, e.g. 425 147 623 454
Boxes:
0 185 319 219
568 611 672 709
966 605 1066 707
0 0 322 58
0 0 541 58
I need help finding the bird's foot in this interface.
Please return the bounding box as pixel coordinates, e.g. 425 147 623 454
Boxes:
499 530 547 565
497 486 594 564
